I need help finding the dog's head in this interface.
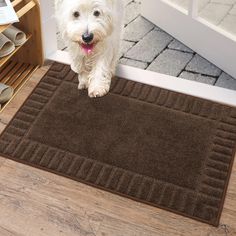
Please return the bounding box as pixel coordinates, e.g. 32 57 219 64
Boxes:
56 0 114 55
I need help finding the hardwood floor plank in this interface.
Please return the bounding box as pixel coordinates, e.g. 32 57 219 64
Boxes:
0 121 6 136
0 159 235 236
0 157 5 168
0 225 23 236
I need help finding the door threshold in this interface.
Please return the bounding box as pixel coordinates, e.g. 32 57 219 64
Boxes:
47 50 236 107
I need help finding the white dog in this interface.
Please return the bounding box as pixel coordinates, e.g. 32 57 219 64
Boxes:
55 0 124 97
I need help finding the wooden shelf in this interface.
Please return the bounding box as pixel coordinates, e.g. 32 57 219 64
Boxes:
12 0 24 7
0 34 32 67
0 61 38 110
0 0 36 33
0 0 43 112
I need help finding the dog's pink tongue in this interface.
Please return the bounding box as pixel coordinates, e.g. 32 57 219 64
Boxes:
81 43 94 54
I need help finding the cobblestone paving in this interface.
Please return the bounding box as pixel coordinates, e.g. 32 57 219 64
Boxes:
169 0 236 36
57 0 236 91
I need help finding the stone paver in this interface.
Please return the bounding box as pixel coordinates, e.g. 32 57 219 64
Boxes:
179 71 216 85
169 0 209 11
169 0 236 36
124 1 140 25
199 3 232 25
167 0 189 10
215 72 236 89
148 49 193 77
120 40 135 58
125 29 173 63
186 55 222 77
168 40 194 53
211 0 236 4
123 16 155 42
198 0 211 11
120 58 148 69
230 5 236 15
219 14 236 35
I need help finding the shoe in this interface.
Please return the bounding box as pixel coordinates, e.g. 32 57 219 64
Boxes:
3 25 26 46
0 33 15 58
0 83 14 104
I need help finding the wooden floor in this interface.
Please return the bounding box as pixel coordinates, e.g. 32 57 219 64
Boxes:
0 63 236 236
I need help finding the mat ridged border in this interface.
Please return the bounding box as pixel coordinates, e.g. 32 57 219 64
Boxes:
0 62 235 226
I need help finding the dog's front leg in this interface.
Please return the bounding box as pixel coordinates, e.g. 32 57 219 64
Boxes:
78 72 89 90
71 62 79 74
88 58 113 98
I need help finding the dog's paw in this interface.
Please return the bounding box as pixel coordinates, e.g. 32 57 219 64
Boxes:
88 83 110 98
78 74 89 90
78 81 89 90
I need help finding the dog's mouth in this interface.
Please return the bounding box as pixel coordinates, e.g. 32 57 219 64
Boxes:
80 43 96 55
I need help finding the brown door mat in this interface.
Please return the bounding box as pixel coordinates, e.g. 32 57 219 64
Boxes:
0 62 235 226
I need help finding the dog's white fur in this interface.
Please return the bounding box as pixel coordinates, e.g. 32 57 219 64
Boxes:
55 0 124 97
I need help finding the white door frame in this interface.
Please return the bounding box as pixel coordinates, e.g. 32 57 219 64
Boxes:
141 0 236 79
39 0 236 107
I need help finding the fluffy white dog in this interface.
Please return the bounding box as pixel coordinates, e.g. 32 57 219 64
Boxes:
55 0 124 97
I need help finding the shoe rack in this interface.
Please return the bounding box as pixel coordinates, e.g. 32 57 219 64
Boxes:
0 0 44 111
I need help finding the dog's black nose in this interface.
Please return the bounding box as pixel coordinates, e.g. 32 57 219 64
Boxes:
82 32 94 43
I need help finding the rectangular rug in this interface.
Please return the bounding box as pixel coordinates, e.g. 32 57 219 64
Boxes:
0 62 235 226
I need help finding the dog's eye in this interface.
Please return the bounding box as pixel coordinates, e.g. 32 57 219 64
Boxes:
93 10 100 17
73 11 80 18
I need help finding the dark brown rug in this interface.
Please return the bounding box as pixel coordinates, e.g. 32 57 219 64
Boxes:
0 63 235 226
